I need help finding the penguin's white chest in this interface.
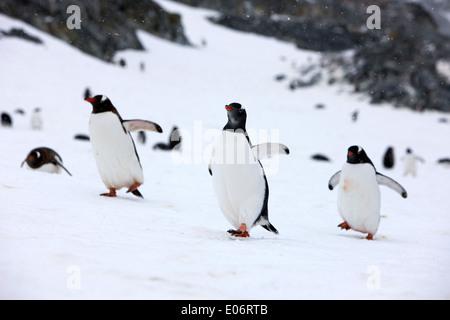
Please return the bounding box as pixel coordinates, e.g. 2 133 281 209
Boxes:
23 162 61 174
337 163 381 235
89 112 143 189
210 131 266 229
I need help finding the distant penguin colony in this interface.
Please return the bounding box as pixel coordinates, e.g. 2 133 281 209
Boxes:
21 147 72 176
85 95 163 198
209 103 289 237
328 146 407 240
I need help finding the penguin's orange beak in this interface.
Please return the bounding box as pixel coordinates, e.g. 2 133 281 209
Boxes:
348 151 355 156
225 105 233 111
85 98 95 103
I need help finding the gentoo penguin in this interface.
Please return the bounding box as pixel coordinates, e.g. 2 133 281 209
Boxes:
31 107 42 130
1 112 12 127
153 126 182 151
401 148 424 177
328 145 407 240
311 153 331 162
85 95 162 198
209 103 289 237
382 146 395 169
21 147 72 176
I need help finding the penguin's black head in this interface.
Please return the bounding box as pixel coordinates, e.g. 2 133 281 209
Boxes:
26 150 42 166
224 102 247 131
347 145 374 166
85 95 115 114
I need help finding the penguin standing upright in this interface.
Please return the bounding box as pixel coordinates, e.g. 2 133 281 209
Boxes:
1 112 13 127
31 107 42 130
328 145 407 240
401 148 424 177
383 146 395 169
85 95 163 198
21 147 72 176
209 103 289 237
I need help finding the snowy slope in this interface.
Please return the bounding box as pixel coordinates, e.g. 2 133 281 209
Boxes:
1 0 450 300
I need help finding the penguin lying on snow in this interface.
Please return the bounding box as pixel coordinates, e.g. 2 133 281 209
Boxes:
85 95 162 198
209 103 289 237
153 126 182 151
328 145 407 240
21 147 72 176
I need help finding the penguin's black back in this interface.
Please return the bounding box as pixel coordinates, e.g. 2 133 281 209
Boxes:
383 146 395 169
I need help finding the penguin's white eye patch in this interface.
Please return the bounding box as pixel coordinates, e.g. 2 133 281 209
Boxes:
101 95 108 103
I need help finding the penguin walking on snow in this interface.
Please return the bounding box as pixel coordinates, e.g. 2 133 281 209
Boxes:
85 95 163 198
401 148 424 177
209 103 289 237
21 147 72 176
328 145 407 240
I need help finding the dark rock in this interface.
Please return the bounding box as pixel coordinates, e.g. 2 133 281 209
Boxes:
0 0 191 62
1 28 43 44
274 74 286 81
174 0 450 112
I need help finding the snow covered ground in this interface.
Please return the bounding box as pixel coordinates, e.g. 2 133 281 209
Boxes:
1 0 449 300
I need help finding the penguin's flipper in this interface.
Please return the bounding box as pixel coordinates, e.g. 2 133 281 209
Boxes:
122 120 163 133
251 143 290 160
52 159 72 176
328 171 341 190
208 159 213 176
376 172 408 198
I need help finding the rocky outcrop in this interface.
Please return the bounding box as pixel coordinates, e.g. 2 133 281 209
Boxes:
175 0 450 112
0 0 190 61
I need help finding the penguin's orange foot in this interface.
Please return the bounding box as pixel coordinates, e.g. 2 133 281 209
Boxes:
366 233 374 240
227 223 250 237
100 189 117 197
338 221 351 230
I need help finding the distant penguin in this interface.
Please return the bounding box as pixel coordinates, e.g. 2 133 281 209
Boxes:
311 153 331 162
401 148 424 177
383 146 395 169
153 126 182 151
351 110 359 122
74 133 90 141
84 87 92 99
328 145 407 240
14 108 25 116
1 112 12 127
85 95 163 198
31 107 42 130
137 131 146 144
209 103 289 237
21 147 72 176
437 158 450 167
